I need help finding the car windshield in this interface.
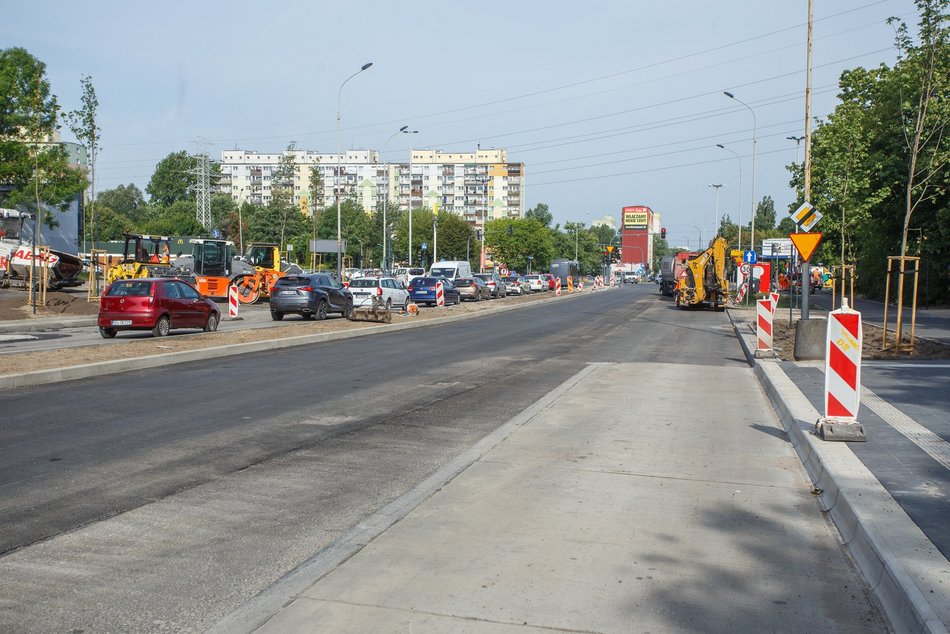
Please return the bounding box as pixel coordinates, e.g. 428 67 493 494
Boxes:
474 274 493 281
429 267 455 278
349 279 379 288
106 280 152 297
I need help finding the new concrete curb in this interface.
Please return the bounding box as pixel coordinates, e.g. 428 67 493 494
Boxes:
728 310 948 634
0 288 604 390
0 316 97 334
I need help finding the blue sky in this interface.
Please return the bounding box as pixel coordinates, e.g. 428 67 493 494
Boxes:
4 0 917 249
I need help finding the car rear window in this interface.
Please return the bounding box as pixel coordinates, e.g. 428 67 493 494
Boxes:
408 268 425 275
455 278 475 284
274 276 310 287
410 277 437 286
105 280 152 297
349 279 379 288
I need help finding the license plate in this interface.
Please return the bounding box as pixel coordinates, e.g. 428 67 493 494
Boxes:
280 290 297 295
353 292 368 297
111 319 132 326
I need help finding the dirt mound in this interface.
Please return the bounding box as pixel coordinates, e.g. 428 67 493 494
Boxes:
0 289 100 321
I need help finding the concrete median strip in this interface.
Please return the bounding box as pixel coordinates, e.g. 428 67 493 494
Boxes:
729 309 949 634
0 288 604 390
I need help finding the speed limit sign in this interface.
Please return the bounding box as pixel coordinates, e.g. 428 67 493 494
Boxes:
740 264 751 275
500 267 509 276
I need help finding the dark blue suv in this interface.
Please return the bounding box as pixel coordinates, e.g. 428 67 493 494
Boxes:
269 273 352 320
407 276 461 306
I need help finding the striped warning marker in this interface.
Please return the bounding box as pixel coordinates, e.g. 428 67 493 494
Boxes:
756 298 773 351
228 284 241 320
770 292 780 315
824 301 862 421
436 280 445 307
555 277 562 296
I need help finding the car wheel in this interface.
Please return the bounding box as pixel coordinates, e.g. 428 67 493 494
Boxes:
204 313 219 332
316 299 329 320
271 311 284 321
474 292 480 302
385 298 392 311
99 327 117 339
343 300 354 320
152 315 170 337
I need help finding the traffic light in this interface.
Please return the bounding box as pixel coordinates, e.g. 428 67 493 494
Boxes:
660 227 667 239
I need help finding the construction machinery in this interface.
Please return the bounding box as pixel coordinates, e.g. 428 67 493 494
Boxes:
675 237 729 310
230 242 287 304
106 234 181 284
184 238 239 300
0 208 84 289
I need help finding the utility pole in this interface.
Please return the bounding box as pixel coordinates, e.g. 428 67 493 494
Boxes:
802 0 814 320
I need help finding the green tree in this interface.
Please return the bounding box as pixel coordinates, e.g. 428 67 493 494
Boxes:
146 150 196 206
485 217 554 272
0 47 85 227
142 199 205 236
96 184 148 224
90 204 135 241
755 195 777 230
66 75 100 248
524 202 553 227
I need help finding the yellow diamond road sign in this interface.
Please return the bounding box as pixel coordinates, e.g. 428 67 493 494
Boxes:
790 202 822 232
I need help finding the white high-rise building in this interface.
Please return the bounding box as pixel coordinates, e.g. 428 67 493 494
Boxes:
218 148 525 227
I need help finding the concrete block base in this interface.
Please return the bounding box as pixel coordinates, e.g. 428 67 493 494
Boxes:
794 318 827 360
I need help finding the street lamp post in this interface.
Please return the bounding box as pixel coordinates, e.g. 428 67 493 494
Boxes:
716 143 743 253
787 135 805 165
336 61 373 278
723 91 757 256
708 184 722 238
382 125 408 273
402 128 418 266
690 223 703 249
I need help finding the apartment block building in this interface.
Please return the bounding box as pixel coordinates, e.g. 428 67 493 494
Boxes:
218 148 525 227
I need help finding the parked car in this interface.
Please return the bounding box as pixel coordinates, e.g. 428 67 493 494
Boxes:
454 276 491 301
474 272 507 298
523 274 546 292
269 273 352 320
98 277 220 338
503 274 528 295
540 273 556 290
428 260 473 282
348 276 409 310
407 276 461 306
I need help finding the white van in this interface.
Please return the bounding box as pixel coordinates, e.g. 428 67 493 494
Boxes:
429 260 472 281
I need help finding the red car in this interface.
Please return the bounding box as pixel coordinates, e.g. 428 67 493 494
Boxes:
98 278 220 338
540 273 556 290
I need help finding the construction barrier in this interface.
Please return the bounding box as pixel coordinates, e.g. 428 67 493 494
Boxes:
609 273 615 286
555 277 562 296
436 280 445 307
756 298 773 352
567 277 574 292
228 284 241 320
770 292 780 314
817 299 866 441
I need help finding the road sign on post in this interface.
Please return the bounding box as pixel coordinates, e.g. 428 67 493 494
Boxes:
789 232 823 262
789 202 823 232
743 250 758 264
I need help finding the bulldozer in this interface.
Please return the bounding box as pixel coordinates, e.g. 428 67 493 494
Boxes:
106 234 183 284
676 236 729 311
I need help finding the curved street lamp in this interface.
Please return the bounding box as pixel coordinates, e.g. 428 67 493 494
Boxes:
336 61 373 277
723 91 757 255
402 128 419 266
716 143 743 253
382 125 408 272
708 183 722 238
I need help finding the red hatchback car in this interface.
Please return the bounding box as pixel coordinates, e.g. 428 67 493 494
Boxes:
98 278 220 338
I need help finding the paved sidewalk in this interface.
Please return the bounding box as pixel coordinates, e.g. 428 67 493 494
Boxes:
730 310 950 634
212 362 888 633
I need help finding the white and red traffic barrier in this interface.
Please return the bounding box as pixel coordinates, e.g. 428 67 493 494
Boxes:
436 280 445 307
770 292 780 315
228 284 241 320
555 277 562 296
817 298 866 441
756 298 773 353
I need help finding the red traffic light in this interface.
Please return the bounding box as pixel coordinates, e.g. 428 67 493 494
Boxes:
660 227 667 239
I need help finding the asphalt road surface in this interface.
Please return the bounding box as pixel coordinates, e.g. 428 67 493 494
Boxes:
0 286 879 631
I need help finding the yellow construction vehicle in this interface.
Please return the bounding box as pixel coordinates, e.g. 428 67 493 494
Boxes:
106 234 177 284
676 236 729 310
231 242 285 304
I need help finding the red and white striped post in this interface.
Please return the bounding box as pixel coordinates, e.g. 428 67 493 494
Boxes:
756 298 773 353
228 284 241 320
436 280 445 307
817 298 866 441
555 277 562 296
770 292 780 315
